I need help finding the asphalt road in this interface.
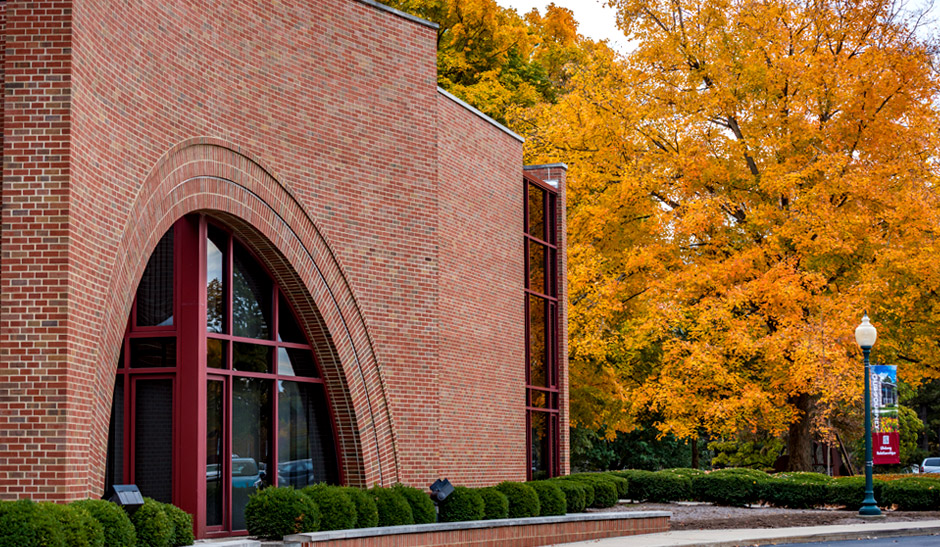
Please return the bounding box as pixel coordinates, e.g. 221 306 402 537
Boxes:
775 536 940 547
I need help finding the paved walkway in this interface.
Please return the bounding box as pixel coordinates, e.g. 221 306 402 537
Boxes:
554 520 940 547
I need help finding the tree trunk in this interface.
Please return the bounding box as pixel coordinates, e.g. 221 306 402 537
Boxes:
787 393 814 471
691 436 699 469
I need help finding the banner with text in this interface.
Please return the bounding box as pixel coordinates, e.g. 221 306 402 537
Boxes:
871 365 900 464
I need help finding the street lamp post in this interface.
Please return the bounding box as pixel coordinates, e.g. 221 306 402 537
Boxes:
855 312 881 517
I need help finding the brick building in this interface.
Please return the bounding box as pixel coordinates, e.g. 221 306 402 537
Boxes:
0 0 567 538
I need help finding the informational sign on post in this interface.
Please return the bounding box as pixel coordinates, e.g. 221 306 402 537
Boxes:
871 365 900 465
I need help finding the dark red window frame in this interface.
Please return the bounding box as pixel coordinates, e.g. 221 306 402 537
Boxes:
107 214 343 538
525 175 560 480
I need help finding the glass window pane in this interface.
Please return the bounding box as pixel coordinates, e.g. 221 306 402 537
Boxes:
134 379 173 504
529 241 546 294
278 381 339 489
105 376 124 491
528 184 545 239
136 229 174 327
528 296 547 387
130 338 177 368
207 226 227 334
206 379 224 528
529 389 548 408
207 338 225 369
278 295 307 344
277 348 319 378
530 411 550 481
233 342 271 374
233 242 272 340
232 378 272 531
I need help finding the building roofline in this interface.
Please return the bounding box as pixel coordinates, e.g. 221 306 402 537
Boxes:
524 163 568 171
355 0 439 30
437 88 525 143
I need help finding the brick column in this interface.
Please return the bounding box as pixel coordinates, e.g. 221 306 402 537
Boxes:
0 0 75 500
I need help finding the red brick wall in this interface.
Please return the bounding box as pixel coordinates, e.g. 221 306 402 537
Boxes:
0 0 562 504
0 0 75 500
437 92 526 485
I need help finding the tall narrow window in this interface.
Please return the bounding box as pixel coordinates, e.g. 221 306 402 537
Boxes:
525 177 559 480
106 215 341 538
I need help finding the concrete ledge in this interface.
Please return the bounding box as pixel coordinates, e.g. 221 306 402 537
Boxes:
194 539 261 547
286 511 670 546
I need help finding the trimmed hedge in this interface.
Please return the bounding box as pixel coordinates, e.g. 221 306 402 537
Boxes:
303 485 357 531
527 482 566 516
882 477 940 511
477 487 509 520
559 475 617 508
759 477 829 509
371 487 414 527
438 486 485 523
392 485 436 525
495 482 541 518
613 470 691 502
71 499 137 547
160 503 193 547
0 499 66 547
691 473 762 507
549 480 587 513
342 487 379 529
41 503 104 547
245 487 320 540
130 498 174 547
827 477 885 510
662 468 705 479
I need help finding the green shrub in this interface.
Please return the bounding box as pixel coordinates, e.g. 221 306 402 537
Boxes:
342 487 378 529
41 503 104 547
759 477 828 509
0 499 66 547
438 486 485 522
710 468 772 480
566 479 594 507
662 468 706 479
561 476 617 508
549 481 586 513
495 482 540 518
827 477 886 510
691 473 764 506
613 470 692 502
602 474 629 498
881 477 940 511
130 498 173 547
302 485 357 531
370 487 414 527
244 487 319 540
477 488 509 520
527 482 566 516
71 499 136 547
159 503 193 546
392 485 436 524
774 472 833 484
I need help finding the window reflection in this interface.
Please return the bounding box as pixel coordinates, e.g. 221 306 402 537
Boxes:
528 296 547 387
233 343 271 374
528 184 545 239
137 230 174 327
206 380 223 527
232 378 271 531
207 226 226 334
277 382 338 488
233 242 272 339
277 348 319 377
530 411 550 481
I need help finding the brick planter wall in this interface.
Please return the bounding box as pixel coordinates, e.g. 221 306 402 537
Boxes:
285 512 671 547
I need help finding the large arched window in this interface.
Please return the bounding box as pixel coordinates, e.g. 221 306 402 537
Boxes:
106 215 340 537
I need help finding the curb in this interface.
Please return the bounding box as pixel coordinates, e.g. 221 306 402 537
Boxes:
692 526 940 546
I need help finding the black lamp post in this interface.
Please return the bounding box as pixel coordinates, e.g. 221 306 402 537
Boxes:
855 312 881 516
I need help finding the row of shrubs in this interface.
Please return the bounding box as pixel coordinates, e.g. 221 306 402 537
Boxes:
245 473 629 540
613 468 940 512
0 497 193 547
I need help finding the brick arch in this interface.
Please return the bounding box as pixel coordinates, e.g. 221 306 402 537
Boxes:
89 138 400 492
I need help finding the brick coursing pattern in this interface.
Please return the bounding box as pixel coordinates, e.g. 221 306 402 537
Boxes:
0 0 567 508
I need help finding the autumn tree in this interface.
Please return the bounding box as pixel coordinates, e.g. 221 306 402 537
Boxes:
379 0 586 124
525 0 940 470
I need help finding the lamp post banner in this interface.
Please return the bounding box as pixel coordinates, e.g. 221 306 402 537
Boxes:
871 364 900 464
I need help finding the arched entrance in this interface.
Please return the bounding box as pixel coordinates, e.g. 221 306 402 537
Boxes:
105 214 341 536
